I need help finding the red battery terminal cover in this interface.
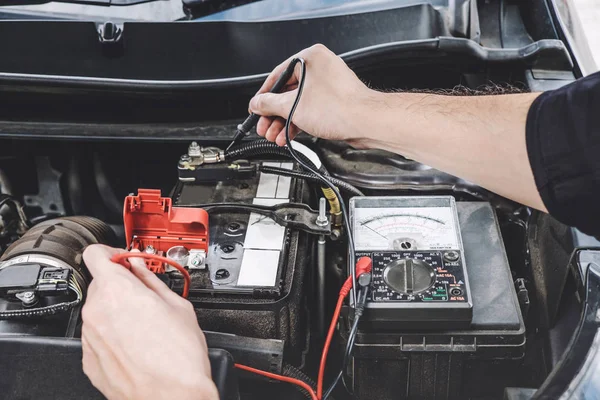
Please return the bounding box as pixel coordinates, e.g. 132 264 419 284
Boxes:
123 189 209 273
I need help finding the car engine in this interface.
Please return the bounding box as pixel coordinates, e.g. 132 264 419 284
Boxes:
0 132 577 399
0 2 592 394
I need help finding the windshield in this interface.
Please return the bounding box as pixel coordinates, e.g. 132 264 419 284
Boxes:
0 0 432 21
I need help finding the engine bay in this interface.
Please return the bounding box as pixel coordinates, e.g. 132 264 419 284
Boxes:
0 0 596 395
0 134 580 399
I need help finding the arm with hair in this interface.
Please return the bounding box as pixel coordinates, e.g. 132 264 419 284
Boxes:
360 91 546 210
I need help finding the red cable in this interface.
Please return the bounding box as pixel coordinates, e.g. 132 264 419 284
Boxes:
317 256 372 399
110 253 191 298
109 252 369 399
235 363 318 400
317 277 351 399
234 276 357 400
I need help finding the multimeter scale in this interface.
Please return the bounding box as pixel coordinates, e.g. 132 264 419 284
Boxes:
350 196 473 330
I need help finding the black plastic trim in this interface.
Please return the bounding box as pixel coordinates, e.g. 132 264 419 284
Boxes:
0 38 572 92
532 249 600 399
0 336 238 400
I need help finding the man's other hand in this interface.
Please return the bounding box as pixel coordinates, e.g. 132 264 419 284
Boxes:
81 244 218 400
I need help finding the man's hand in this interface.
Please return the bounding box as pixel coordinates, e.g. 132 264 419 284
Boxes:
81 244 218 400
251 43 546 211
250 44 376 147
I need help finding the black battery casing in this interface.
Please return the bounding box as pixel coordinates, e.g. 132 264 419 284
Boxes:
172 160 311 364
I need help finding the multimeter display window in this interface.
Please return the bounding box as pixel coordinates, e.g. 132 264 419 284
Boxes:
353 206 460 251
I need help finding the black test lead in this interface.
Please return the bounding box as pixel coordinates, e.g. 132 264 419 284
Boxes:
226 60 299 151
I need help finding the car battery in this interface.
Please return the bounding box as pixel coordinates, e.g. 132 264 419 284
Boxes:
344 202 526 400
172 161 311 362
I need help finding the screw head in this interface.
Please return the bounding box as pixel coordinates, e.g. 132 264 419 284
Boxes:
17 291 37 306
444 251 460 262
191 254 205 266
145 245 156 254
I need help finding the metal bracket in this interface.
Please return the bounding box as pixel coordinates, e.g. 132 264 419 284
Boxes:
184 202 332 236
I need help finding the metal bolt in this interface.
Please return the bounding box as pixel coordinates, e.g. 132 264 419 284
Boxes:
16 291 37 306
166 246 189 269
180 154 191 162
330 229 342 241
316 198 328 227
145 245 156 254
22 291 34 300
191 254 205 266
188 142 201 157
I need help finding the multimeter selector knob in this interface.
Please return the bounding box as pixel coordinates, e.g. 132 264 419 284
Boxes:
383 258 436 294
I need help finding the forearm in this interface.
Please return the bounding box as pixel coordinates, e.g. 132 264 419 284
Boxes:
361 91 546 211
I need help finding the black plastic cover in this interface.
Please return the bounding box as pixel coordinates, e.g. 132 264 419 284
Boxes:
0 336 238 400
0 264 40 292
0 5 571 86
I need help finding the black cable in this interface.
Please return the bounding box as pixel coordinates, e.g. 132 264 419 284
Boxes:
340 288 368 393
258 165 364 197
323 288 369 399
225 139 327 175
283 57 358 305
282 364 338 400
0 298 82 319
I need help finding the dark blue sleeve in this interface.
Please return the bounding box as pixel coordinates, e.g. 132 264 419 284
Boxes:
526 71 600 236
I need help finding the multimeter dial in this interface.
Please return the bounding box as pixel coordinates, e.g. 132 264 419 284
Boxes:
383 258 436 294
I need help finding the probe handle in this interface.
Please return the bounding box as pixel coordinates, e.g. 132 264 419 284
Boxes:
237 59 298 136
